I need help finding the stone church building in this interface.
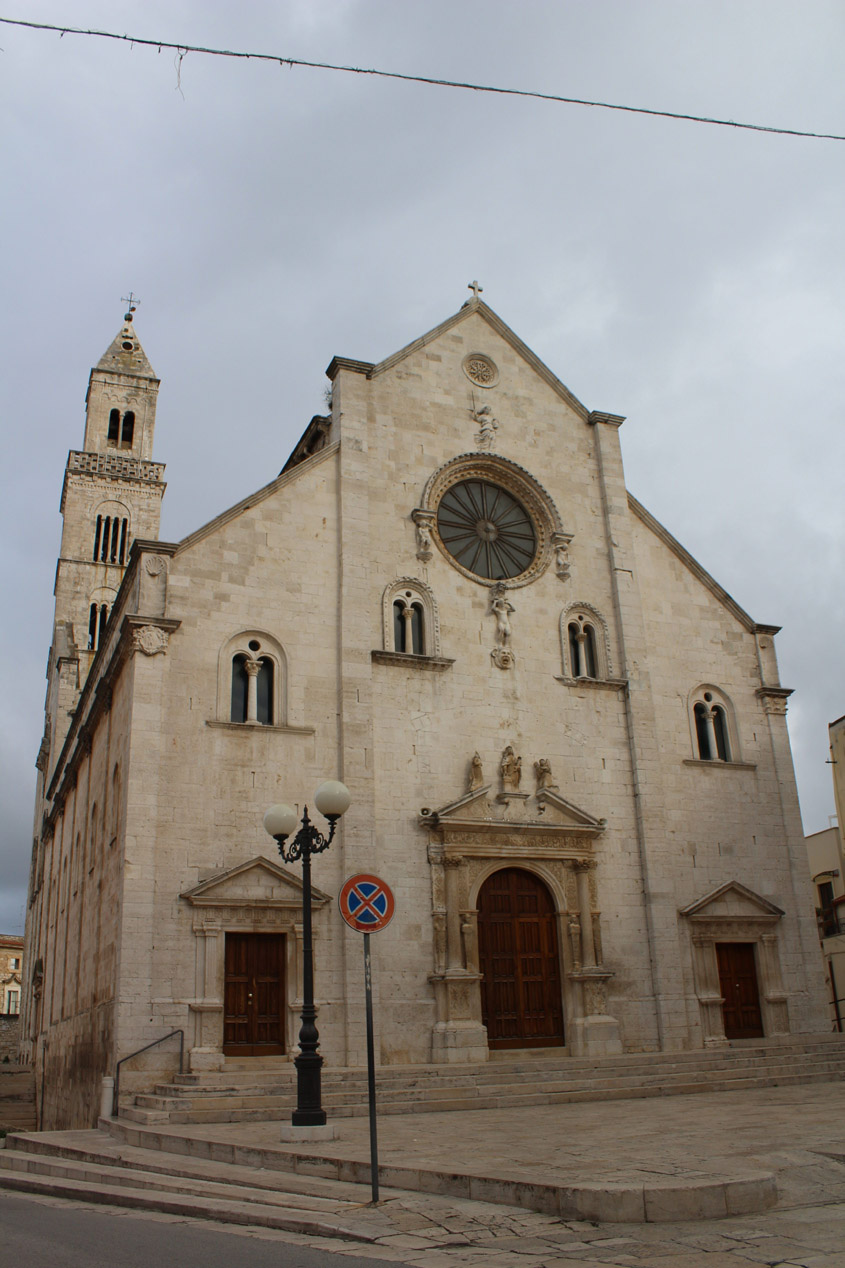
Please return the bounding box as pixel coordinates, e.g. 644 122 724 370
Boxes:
22 295 828 1128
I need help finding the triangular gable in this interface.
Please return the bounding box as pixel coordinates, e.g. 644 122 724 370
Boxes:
679 880 784 919
628 494 758 633
174 442 338 557
181 856 331 908
421 785 605 838
329 298 591 421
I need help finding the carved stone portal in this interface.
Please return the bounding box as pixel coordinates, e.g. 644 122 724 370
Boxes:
421 782 622 1061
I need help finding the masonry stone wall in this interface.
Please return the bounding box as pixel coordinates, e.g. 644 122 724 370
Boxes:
24 302 830 1127
0 1015 20 1062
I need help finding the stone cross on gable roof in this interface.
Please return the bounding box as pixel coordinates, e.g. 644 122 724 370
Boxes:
467 280 483 299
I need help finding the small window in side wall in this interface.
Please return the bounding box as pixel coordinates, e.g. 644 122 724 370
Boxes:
88 602 110 651
691 688 735 762
227 639 280 725
107 409 120 444
393 599 424 654
383 580 440 657
561 606 610 680
568 620 597 678
121 411 135 447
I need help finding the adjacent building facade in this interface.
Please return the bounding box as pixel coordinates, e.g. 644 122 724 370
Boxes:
22 297 829 1128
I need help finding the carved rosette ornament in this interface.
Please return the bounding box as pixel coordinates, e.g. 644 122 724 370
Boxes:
462 352 499 388
133 625 169 656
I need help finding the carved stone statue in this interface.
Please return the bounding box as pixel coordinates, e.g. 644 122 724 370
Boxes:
412 509 435 562
500 746 522 793
468 751 484 792
473 403 499 450
490 586 514 645
534 757 558 792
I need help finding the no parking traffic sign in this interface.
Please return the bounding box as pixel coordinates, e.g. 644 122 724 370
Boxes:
338 873 395 933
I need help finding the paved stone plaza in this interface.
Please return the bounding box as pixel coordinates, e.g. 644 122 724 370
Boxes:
8 1081 844 1266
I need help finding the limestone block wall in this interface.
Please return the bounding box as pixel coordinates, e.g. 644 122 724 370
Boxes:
111 447 350 1084
0 1016 20 1062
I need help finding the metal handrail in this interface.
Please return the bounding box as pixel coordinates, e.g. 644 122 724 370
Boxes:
113 1029 184 1116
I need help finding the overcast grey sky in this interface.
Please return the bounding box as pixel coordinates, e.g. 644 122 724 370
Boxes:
1 1 843 935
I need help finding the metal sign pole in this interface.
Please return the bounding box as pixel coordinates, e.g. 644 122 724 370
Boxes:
363 931 379 1204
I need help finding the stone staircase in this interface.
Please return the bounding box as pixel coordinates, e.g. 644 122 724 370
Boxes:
0 1128 385 1240
118 1034 845 1126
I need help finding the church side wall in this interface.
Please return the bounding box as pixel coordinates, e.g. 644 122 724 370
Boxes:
23 658 133 1128
111 451 351 1087
630 513 828 1035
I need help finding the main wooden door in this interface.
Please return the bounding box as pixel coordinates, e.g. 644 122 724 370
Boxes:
478 868 565 1049
716 942 764 1039
223 932 286 1056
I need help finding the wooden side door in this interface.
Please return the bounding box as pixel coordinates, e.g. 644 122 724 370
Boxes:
716 941 764 1039
478 868 565 1049
223 932 286 1056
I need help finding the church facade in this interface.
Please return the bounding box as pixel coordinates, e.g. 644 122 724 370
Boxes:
22 296 828 1128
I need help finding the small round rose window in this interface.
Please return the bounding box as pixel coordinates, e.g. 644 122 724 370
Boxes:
436 480 537 580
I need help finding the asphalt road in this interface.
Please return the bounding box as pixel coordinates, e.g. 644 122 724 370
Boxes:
0 1192 403 1268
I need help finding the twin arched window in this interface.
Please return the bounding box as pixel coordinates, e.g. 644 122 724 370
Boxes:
107 409 135 448
383 579 440 657
692 689 734 762
231 653 274 725
219 632 286 727
88 602 109 651
561 606 610 681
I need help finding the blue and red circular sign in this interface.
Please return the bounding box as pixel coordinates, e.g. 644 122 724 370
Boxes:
338 874 395 933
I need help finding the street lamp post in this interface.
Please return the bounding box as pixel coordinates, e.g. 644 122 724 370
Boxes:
264 780 351 1127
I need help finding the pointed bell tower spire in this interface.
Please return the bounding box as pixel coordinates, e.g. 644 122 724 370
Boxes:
40 306 167 781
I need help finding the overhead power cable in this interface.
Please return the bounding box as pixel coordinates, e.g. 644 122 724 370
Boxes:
1 15 842 143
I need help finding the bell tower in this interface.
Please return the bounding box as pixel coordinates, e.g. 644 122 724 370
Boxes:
40 303 166 784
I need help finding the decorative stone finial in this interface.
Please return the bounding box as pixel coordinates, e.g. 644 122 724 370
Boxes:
121 291 140 321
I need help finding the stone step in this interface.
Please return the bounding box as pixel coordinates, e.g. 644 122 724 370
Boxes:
170 1036 845 1089
161 1049 845 1099
118 1064 845 1126
0 1144 372 1217
0 1158 381 1241
140 1053 845 1112
154 1048 845 1096
97 1114 779 1225
3 1129 372 1205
